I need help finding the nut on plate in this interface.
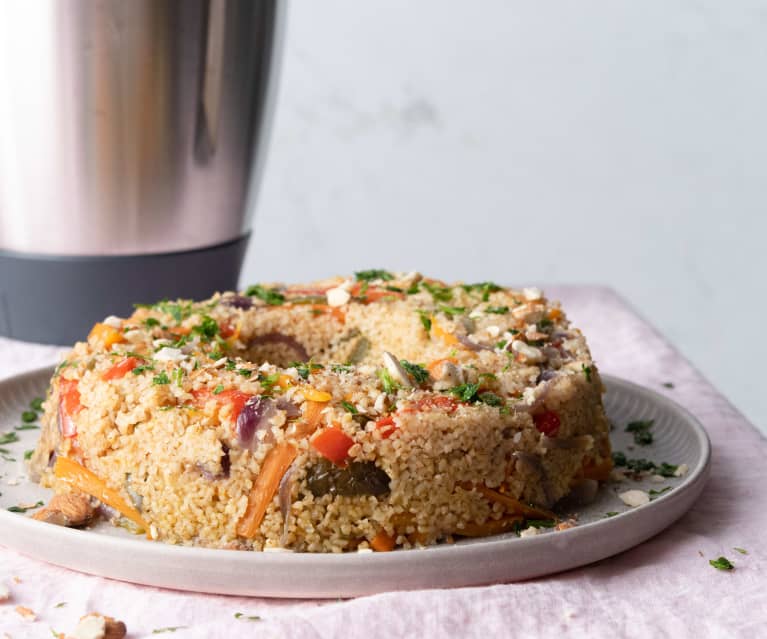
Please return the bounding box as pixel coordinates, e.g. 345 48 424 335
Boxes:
32 492 96 527
74 613 127 639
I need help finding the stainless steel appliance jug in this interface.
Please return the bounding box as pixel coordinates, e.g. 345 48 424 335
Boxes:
0 0 283 344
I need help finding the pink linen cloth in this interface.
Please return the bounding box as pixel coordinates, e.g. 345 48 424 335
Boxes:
0 286 764 638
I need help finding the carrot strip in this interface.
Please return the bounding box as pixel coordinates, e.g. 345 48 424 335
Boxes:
474 485 557 520
370 530 396 552
53 457 148 532
236 442 297 538
455 516 526 537
236 400 327 538
291 400 326 439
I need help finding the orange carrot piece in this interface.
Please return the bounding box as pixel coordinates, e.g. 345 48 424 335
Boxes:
474 485 557 520
102 357 141 381
303 387 332 402
370 530 396 552
455 516 526 537
58 379 82 438
311 426 354 465
88 322 126 348
430 316 459 346
54 457 148 532
291 400 326 439
236 442 298 538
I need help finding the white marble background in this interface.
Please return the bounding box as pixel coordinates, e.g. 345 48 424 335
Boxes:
243 0 765 433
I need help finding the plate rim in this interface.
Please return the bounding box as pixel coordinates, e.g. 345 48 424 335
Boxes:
0 366 711 596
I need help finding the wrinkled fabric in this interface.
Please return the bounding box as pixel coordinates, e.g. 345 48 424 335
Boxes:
1 287 764 639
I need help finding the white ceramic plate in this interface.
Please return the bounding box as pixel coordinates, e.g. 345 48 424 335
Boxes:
0 367 710 598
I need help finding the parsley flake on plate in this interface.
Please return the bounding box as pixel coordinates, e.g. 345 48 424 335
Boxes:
625 419 654 446
709 556 734 571
8 500 43 513
234 613 262 621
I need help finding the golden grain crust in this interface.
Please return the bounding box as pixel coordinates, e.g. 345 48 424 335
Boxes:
31 273 611 552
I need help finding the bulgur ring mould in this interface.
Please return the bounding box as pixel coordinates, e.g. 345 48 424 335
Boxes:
24 270 617 553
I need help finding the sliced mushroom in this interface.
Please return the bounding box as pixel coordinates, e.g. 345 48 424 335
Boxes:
382 351 412 388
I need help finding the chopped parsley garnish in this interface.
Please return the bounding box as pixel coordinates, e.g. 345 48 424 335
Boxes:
495 339 508 350
292 361 324 379
625 419 654 446
341 401 358 414
525 519 556 528
478 392 504 407
234 613 262 621
604 512 619 518
582 364 592 383
656 462 679 477
422 282 453 302
0 432 20 445
152 372 170 385
8 501 43 513
416 310 432 334
649 486 672 500
406 281 420 295
24 449 33 460
15 424 39 431
354 269 394 282
143 317 161 328
213 384 225 395
385 285 404 293
172 368 185 387
237 368 253 378
485 306 509 315
709 556 734 571
258 372 281 393
438 305 466 317
733 547 748 555
462 281 502 301
538 318 553 329
153 300 194 323
208 350 224 361
400 360 429 384
612 451 678 476
330 364 352 374
191 315 219 341
245 284 285 306
225 360 237 371
30 397 44 411
21 410 37 423
377 369 400 394
132 364 155 375
449 382 480 403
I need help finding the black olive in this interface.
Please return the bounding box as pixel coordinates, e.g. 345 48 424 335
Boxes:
306 460 390 497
